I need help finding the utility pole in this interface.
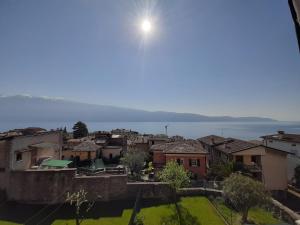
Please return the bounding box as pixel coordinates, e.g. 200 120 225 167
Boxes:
165 124 169 136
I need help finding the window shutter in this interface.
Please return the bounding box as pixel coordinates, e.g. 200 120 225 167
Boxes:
197 159 200 166
189 159 192 166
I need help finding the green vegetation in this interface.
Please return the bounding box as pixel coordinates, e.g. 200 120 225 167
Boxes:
0 196 282 225
121 150 148 179
158 161 191 224
139 197 226 225
223 173 270 223
212 197 280 225
52 209 132 225
0 222 21 225
72 121 88 139
158 161 190 192
208 161 234 179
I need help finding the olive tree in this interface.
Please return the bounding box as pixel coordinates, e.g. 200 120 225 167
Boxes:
223 173 270 223
159 161 190 224
121 151 147 179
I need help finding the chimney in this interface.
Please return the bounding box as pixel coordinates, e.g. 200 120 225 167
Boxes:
224 140 228 149
277 131 285 139
210 137 215 145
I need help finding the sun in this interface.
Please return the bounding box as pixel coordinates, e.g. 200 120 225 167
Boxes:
141 19 152 34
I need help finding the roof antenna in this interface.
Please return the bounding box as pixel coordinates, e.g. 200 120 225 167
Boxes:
221 128 224 137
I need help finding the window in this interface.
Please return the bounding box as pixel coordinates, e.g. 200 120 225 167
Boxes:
235 156 243 163
251 155 258 164
16 152 22 161
176 158 183 165
292 143 296 147
189 159 200 167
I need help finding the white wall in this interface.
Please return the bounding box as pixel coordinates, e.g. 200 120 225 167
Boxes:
10 132 62 170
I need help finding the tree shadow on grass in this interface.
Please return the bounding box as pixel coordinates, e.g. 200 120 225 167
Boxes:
160 204 201 225
0 199 135 225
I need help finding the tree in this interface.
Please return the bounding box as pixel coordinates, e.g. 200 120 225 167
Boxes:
223 173 270 223
72 121 88 139
208 161 234 179
295 165 300 188
121 151 147 179
66 189 94 225
159 161 190 225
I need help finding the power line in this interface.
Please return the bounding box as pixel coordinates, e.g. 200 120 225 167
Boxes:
23 181 73 225
36 202 65 225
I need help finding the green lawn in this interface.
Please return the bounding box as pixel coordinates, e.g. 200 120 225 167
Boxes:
212 199 281 225
0 222 20 225
139 196 226 225
52 209 132 225
0 197 283 225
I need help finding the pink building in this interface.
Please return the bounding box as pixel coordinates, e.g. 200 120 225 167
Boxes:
152 141 208 179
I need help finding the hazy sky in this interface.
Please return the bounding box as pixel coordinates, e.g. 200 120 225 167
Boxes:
0 0 299 121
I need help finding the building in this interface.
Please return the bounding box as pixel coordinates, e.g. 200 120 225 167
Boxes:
198 135 226 165
0 130 63 195
151 141 208 179
199 135 290 191
63 141 100 161
261 131 300 181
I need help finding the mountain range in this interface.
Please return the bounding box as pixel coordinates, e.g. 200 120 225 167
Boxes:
0 95 276 122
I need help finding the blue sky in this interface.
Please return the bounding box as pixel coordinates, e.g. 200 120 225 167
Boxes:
0 0 299 121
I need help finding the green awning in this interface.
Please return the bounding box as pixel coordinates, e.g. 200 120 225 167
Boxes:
94 159 105 169
41 159 72 168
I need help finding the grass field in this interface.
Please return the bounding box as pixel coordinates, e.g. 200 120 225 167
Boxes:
52 209 132 225
139 196 226 225
212 199 281 225
0 196 283 225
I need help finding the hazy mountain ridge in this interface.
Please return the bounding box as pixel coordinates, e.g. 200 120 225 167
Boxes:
0 95 276 122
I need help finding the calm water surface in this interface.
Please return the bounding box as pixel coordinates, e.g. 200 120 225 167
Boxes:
1 121 300 140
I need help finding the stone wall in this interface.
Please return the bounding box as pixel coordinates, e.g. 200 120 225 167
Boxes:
6 169 128 204
74 174 128 201
127 182 172 199
7 169 76 204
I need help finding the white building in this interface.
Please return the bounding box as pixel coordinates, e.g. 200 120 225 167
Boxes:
261 131 300 181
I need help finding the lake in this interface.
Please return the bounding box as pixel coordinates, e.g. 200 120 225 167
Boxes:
1 121 300 140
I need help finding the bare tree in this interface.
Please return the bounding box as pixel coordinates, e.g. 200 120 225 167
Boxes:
66 189 95 225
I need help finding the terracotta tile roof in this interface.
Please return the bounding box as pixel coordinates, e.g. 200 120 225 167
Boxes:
197 135 226 146
73 141 100 152
151 141 207 154
215 138 258 154
261 133 300 144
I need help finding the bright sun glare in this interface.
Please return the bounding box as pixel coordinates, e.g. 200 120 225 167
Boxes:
141 19 152 34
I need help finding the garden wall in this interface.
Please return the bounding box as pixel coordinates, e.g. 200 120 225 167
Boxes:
6 169 128 204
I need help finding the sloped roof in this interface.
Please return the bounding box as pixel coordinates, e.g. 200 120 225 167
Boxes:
261 133 300 144
151 141 207 154
198 135 226 146
73 141 100 152
215 138 258 154
30 142 60 149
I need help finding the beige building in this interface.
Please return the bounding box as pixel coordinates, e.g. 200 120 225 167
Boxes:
232 145 288 191
0 130 62 192
199 135 290 191
102 146 123 160
261 131 300 181
63 141 100 161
